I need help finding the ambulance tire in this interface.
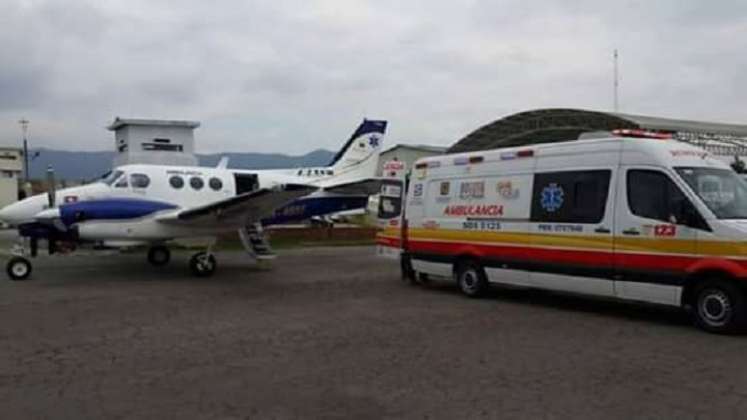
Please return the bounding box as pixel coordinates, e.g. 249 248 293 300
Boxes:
400 254 417 285
456 260 488 298
693 279 747 334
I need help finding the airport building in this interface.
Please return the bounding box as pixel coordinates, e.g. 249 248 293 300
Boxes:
377 144 447 176
449 108 747 170
108 118 200 167
0 147 24 208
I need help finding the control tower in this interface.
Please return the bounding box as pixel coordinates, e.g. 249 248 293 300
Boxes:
107 117 200 167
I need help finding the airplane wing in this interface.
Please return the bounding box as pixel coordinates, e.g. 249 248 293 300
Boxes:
322 178 383 196
157 184 316 228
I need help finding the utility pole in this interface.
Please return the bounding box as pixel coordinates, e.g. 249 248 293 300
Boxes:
613 49 619 113
18 118 29 182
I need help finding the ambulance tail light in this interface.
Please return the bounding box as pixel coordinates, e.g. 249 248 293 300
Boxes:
516 150 534 158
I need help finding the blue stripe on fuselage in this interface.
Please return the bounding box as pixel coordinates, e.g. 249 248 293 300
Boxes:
59 199 177 226
262 195 369 225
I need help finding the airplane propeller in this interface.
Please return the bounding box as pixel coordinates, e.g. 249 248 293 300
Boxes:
45 165 60 254
46 165 56 209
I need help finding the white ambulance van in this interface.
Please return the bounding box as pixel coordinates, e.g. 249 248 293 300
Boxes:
377 132 747 333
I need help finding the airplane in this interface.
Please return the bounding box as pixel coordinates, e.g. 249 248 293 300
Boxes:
0 119 387 280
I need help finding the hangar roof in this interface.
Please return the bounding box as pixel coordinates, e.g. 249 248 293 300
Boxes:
448 108 747 153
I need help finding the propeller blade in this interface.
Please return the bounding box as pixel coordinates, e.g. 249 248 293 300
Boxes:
46 165 56 208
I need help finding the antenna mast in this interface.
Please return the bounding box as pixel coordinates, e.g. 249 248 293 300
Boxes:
613 49 619 113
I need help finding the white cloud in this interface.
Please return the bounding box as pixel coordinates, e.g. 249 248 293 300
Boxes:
0 0 745 155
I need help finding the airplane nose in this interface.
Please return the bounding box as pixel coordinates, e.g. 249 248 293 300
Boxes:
0 203 21 225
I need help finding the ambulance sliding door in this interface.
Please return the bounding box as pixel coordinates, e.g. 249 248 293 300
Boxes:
528 148 618 297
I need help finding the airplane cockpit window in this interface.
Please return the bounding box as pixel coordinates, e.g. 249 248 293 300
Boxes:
190 176 204 190
209 177 223 191
131 173 151 189
102 170 124 186
169 175 184 189
114 173 128 188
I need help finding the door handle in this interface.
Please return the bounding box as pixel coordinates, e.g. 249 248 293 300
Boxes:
622 228 640 236
594 227 611 234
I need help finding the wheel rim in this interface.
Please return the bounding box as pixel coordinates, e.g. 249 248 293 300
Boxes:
698 289 732 327
12 262 28 277
461 270 477 293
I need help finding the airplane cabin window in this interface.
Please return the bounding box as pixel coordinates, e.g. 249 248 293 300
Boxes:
190 176 204 190
131 173 151 189
326 170 333 175
169 175 184 189
209 177 223 191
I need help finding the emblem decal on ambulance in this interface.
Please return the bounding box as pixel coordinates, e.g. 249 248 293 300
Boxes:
540 183 564 212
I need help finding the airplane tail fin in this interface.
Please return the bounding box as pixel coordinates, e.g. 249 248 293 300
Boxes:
325 119 387 185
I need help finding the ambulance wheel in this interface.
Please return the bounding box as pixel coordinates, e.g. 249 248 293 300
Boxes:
456 260 487 298
693 279 747 334
147 246 171 266
189 252 216 277
7 257 32 281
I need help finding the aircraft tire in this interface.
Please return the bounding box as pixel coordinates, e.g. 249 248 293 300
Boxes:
189 252 217 277
147 246 171 266
7 257 32 281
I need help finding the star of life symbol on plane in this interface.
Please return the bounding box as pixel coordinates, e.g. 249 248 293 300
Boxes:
540 183 564 212
368 135 380 148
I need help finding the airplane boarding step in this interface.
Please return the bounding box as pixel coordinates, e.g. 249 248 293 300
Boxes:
239 223 277 260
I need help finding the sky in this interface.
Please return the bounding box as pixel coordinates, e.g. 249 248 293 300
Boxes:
1 0 746 154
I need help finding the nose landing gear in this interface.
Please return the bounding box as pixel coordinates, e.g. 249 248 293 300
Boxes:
6 256 32 281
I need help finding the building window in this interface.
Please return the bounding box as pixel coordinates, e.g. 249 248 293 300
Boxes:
530 170 611 224
209 177 223 191
169 175 184 189
130 173 151 189
190 176 204 190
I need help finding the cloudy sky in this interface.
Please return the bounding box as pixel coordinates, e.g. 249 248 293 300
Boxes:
1 0 746 154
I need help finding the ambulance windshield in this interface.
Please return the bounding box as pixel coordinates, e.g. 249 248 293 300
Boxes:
676 167 747 219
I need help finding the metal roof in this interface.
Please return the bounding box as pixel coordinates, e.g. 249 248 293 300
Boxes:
449 108 747 153
382 144 448 154
107 117 200 131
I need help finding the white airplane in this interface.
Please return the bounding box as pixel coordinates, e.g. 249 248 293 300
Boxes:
0 119 387 280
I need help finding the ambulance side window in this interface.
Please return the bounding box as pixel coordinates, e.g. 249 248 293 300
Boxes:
627 170 708 230
531 170 611 223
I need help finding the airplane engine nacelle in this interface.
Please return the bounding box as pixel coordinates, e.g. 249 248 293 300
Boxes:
76 222 135 241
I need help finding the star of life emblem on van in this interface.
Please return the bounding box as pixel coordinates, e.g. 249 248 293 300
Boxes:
540 183 564 212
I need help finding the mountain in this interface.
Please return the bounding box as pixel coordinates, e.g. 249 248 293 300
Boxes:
27 148 336 181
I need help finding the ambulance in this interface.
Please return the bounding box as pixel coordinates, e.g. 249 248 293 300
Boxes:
377 131 747 333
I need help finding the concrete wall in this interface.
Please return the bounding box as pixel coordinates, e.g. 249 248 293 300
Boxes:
0 175 18 208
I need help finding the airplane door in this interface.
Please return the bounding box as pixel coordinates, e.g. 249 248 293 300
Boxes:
528 168 616 297
613 167 702 305
234 174 259 195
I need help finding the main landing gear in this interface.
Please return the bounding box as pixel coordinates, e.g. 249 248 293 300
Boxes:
147 244 217 277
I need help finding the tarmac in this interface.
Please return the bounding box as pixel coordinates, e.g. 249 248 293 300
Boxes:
1 245 747 419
